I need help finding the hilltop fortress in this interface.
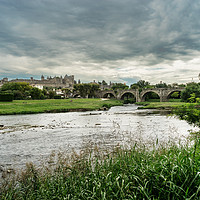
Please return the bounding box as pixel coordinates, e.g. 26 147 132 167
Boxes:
0 75 75 89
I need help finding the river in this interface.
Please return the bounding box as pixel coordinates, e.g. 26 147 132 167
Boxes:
0 104 198 175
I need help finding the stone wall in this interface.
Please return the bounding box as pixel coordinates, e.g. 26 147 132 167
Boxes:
0 75 75 89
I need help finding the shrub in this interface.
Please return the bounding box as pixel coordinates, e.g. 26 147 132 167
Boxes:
48 90 56 99
0 92 14 101
30 87 43 99
54 95 62 99
181 82 200 102
173 104 200 127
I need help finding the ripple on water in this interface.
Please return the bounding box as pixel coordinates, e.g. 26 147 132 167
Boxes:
0 104 198 174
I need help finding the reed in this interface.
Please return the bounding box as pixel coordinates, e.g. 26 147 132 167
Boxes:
1 139 200 200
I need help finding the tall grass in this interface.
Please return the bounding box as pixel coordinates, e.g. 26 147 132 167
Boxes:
1 139 200 200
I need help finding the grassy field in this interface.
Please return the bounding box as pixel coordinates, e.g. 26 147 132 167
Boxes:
0 98 192 115
0 98 123 115
1 140 200 199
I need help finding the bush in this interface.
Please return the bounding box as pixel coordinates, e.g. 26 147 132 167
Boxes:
173 104 200 127
13 90 23 100
0 92 14 101
181 82 200 102
30 87 43 99
123 99 135 104
102 103 112 108
54 95 62 99
40 93 45 99
48 90 56 99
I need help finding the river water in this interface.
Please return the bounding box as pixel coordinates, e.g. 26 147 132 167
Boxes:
0 104 198 174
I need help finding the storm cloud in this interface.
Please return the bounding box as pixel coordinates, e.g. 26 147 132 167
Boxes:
0 0 200 84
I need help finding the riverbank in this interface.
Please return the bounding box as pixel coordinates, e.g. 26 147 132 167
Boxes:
0 99 123 115
1 140 199 199
0 99 193 115
136 101 189 110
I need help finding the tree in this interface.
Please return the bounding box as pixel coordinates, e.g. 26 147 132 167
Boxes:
62 88 72 98
173 104 200 127
111 83 129 90
102 80 107 86
74 84 89 98
130 84 139 89
155 82 168 88
181 82 200 102
170 92 180 99
13 90 23 100
0 82 32 100
88 84 100 98
136 80 150 88
42 89 47 95
48 90 56 99
188 93 196 103
1 82 32 92
30 87 43 99
0 92 14 102
178 84 186 88
145 92 160 101
74 83 100 98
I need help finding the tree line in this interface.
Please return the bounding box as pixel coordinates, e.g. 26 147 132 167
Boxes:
0 80 200 102
0 82 56 101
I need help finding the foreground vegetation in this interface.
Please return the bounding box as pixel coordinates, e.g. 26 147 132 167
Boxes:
173 104 200 128
1 140 200 200
0 99 123 115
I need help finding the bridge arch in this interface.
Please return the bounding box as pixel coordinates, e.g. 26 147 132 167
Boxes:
166 90 182 100
73 93 81 98
102 91 116 99
120 91 136 101
140 90 161 102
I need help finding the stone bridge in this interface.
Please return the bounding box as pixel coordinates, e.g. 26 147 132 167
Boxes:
97 88 184 102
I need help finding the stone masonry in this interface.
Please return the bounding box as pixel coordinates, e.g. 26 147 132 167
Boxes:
0 75 75 89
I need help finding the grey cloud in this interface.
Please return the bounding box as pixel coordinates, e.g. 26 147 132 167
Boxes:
2 0 199 60
0 0 200 83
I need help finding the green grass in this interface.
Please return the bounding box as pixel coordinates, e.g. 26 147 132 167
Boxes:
0 99 123 115
1 140 200 200
136 101 190 109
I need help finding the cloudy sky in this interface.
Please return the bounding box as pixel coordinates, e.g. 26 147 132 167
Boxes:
0 0 200 85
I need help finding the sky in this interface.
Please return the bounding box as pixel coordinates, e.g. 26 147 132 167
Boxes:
0 0 200 85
